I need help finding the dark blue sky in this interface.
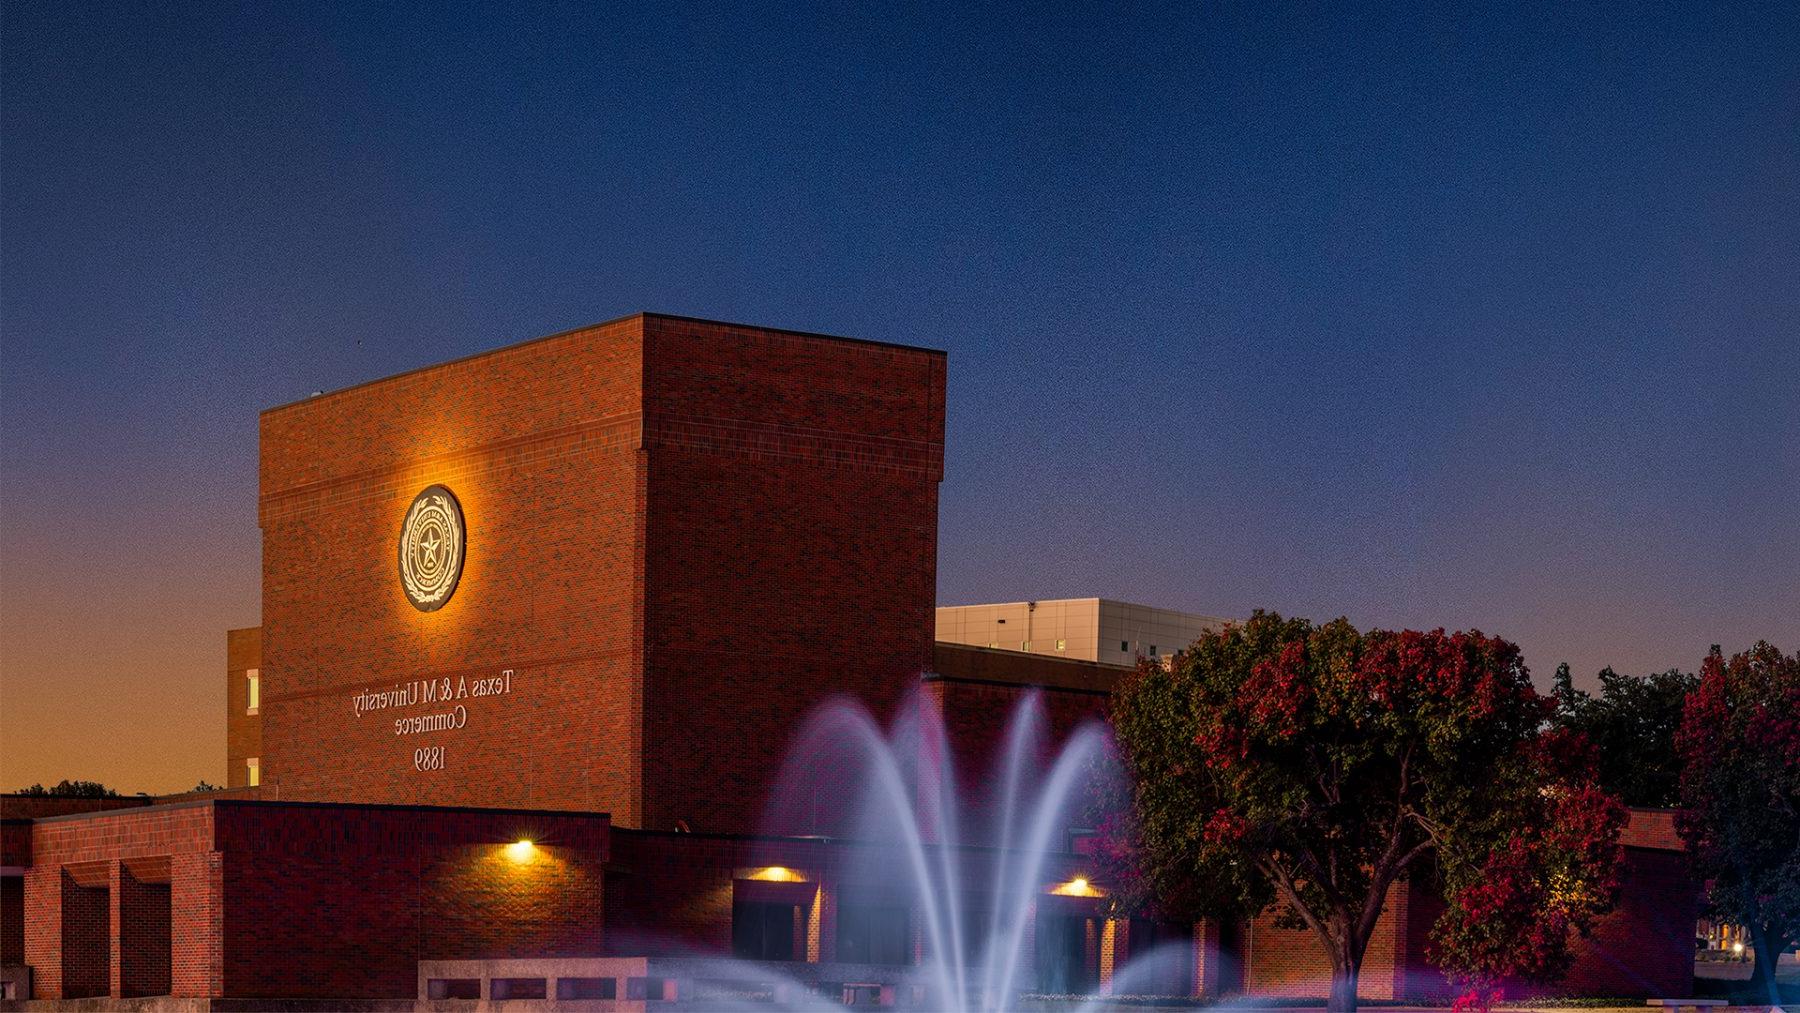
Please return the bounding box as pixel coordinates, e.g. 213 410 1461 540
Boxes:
3 3 1796 790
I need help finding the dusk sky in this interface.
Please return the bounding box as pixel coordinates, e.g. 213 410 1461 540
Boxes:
3 4 1796 794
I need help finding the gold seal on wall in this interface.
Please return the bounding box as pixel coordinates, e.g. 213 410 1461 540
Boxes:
398 485 464 612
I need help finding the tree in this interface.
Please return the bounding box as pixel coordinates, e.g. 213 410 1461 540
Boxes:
1552 663 1696 807
1108 612 1623 1013
1676 641 1800 1005
190 780 223 793
13 779 121 798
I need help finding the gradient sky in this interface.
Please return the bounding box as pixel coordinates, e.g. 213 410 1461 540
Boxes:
3 3 1796 794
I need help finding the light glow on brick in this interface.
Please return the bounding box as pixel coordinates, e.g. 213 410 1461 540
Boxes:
1051 876 1100 897
747 866 803 882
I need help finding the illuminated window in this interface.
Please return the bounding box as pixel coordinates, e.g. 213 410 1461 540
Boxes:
987 642 998 649
1056 639 1066 651
246 757 260 786
246 669 260 715
1022 641 1031 651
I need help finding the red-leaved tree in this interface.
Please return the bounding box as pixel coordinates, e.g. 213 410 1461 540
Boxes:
1106 612 1624 1013
1676 641 1800 1005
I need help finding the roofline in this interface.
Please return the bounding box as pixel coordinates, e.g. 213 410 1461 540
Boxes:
26 797 614 824
262 311 947 416
611 824 1083 859
936 598 1236 623
921 672 1115 698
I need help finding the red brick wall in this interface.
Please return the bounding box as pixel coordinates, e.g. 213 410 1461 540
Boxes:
919 678 1111 847
1395 876 1456 1001
1243 882 1404 1000
23 803 218 1000
23 801 608 1000
0 796 152 820
254 314 944 834
214 803 608 998
58 869 109 998
119 863 171 997
258 316 646 818
604 830 893 959
638 316 944 835
1498 846 1696 999
604 831 820 957
604 827 1083 972
1230 836 1697 1002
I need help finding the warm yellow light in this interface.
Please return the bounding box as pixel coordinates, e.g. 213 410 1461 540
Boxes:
1051 876 1101 897
506 840 536 862
748 866 803 882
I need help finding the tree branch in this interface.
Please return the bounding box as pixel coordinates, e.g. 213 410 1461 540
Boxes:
1262 856 1339 960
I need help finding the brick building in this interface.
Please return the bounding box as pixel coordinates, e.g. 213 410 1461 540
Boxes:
0 314 1696 1007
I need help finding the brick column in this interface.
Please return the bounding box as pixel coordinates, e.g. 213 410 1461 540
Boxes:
170 851 224 997
22 863 62 998
809 884 830 963
1098 918 1120 993
107 861 121 999
1193 918 1223 998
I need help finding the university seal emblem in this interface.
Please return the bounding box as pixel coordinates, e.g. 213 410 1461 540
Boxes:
398 485 465 612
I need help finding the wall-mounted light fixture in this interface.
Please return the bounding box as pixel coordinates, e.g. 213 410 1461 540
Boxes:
1051 876 1101 897
746 866 804 882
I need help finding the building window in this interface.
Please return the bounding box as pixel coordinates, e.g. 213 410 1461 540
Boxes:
427 979 479 1000
246 757 260 787
1022 641 1032 651
1150 646 1157 656
491 979 547 1000
558 978 616 1000
987 642 998 649
626 977 667 1001
1121 641 1129 652
836 901 911 965
246 668 260 715
733 899 799 961
1056 639 1066 651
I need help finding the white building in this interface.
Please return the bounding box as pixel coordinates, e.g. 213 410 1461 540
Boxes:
934 598 1234 667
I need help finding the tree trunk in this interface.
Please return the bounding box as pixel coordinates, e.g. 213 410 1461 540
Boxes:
1327 949 1362 1013
1747 921 1782 1007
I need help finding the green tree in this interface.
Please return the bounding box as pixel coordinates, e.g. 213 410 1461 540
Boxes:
1677 641 1800 1006
1552 663 1696 807
13 779 121 798
1108 612 1623 1013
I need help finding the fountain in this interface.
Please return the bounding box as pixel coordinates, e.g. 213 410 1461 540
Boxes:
657 687 1190 1011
